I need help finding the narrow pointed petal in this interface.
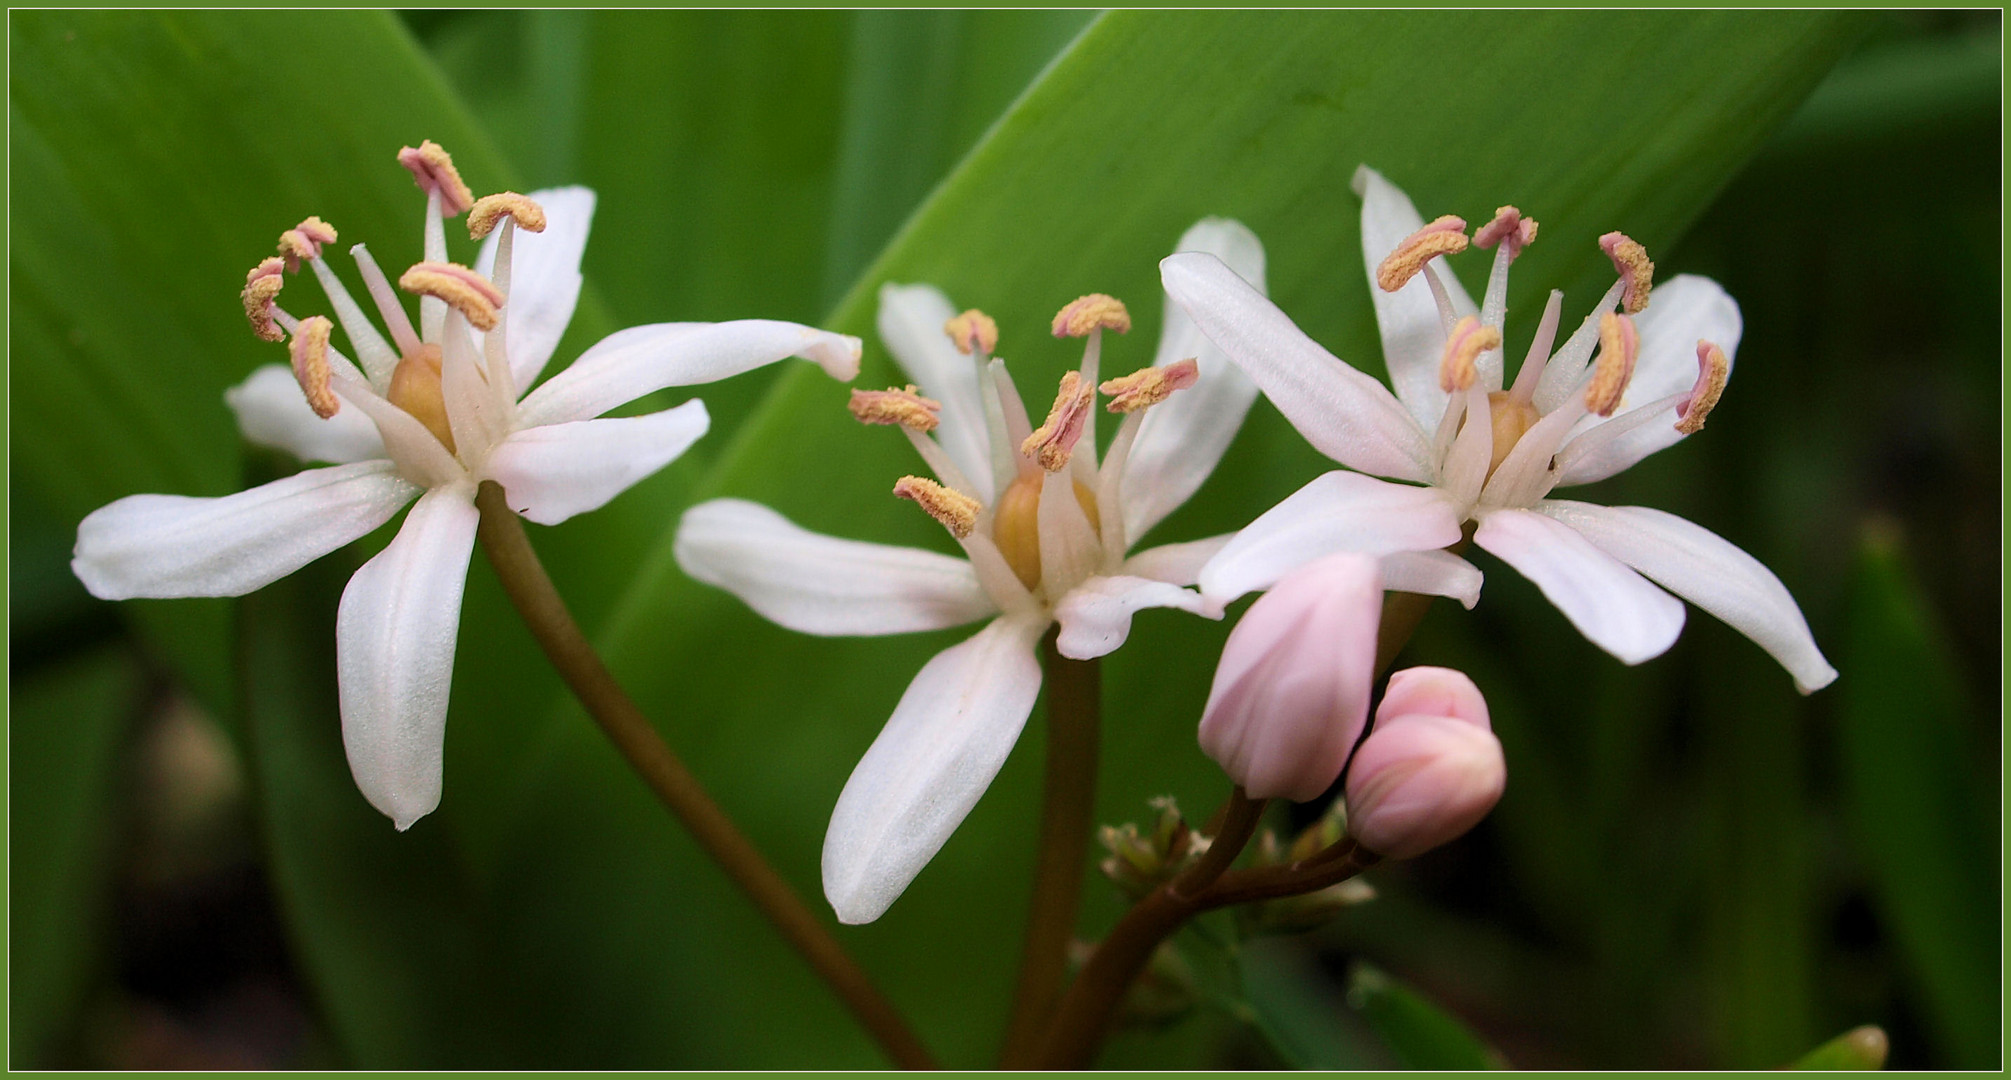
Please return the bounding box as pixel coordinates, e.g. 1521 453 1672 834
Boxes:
1539 500 1835 692
1555 275 1742 485
440 317 506 460
1054 574 1216 660
1037 467 1101 592
1198 471 1462 604
1353 165 1479 430
486 400 709 526
1120 532 1235 586
226 364 387 464
335 483 481 830
675 499 997 636
516 320 863 427
823 614 1047 923
1378 549 1483 609
1162 252 1433 482
73 461 418 600
1473 508 1684 665
473 186 596 392
1122 219 1268 542
876 284 995 504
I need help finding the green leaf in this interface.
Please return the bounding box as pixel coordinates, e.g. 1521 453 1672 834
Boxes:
1836 524 1997 1067
1346 961 1508 1070
1237 937 1393 1070
8 647 140 1066
1787 1026 1891 1070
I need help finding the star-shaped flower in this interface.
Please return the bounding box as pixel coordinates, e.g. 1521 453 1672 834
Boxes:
1161 166 1834 692
73 141 860 829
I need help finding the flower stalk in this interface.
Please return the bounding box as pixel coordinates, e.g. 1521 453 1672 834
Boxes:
471 482 936 1070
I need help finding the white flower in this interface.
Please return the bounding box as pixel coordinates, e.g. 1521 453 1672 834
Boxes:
73 141 861 830
1161 166 1835 694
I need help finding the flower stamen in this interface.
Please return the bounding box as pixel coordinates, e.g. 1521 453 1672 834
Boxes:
396 140 475 217
944 309 999 356
1100 358 1199 413
1377 215 1469 292
276 216 338 272
848 385 942 432
1599 231 1655 313
1677 341 1730 434
467 192 548 239
1022 371 1095 471
893 475 981 539
289 315 341 418
1584 312 1639 416
1439 316 1501 393
1051 294 1131 338
1473 206 1538 260
398 261 504 331
241 257 287 342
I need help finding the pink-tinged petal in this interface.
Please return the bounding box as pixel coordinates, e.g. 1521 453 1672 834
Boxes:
823 614 1047 923
1161 252 1434 482
1199 552 1381 802
1352 165 1480 430
674 499 996 636
73 461 418 600
335 483 480 830
485 400 709 526
1346 713 1504 859
439 317 507 460
876 283 995 505
1379 666 1491 730
1378 550 1483 609
1053 575 1216 660
473 186 595 392
1539 500 1835 692
1121 533 1235 587
1473 507 1685 665
1122 219 1268 542
226 364 387 464
1198 471 1463 604
516 320 863 427
1555 275 1741 485
1037 466 1101 593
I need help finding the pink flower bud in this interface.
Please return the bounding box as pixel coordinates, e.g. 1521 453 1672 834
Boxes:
1345 667 1505 859
1198 552 1382 802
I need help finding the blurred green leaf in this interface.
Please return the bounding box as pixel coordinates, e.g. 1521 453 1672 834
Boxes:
1788 1025 1891 1070
1836 524 1996 1067
1237 937 1391 1070
1346 960 1508 1069
9 647 140 1066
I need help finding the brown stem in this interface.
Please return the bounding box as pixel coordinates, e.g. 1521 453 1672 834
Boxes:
472 483 936 1070
1033 789 1267 1068
997 637 1103 1067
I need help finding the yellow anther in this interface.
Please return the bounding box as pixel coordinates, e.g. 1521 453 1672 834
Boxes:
1676 341 1730 435
467 192 548 239
242 257 286 342
288 316 341 419
893 475 981 540
397 261 504 331
1100 357 1199 413
1051 294 1131 338
276 216 338 272
1473 206 1538 257
847 385 942 432
388 343 454 452
1376 215 1469 292
1437 316 1501 393
944 309 999 356
1584 312 1639 417
1599 231 1654 313
396 140 475 216
1021 371 1095 471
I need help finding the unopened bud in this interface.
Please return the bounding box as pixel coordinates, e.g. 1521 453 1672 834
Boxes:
1098 796 1203 900
1237 877 1377 936
1198 552 1382 802
1344 666 1504 859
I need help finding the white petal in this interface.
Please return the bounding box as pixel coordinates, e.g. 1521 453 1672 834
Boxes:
1122 219 1268 543
225 364 386 464
486 400 709 526
516 320 863 427
1555 275 1742 486
1352 165 1479 430
1120 532 1234 586
1198 471 1463 604
1038 466 1102 593
1378 549 1483 609
72 461 418 600
822 614 1047 923
674 499 997 636
1472 507 1684 665
335 483 481 831
440 316 507 462
1539 500 1835 692
471 186 596 393
1054 574 1216 660
876 283 994 504
1161 252 1433 482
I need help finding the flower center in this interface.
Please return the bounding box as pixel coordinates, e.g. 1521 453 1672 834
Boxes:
992 471 1100 590
1484 391 1541 479
388 343 454 452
